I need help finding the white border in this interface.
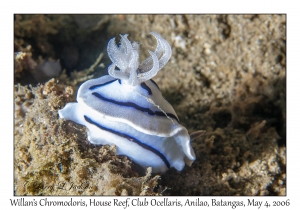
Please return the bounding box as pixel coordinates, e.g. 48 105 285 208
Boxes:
1 0 298 209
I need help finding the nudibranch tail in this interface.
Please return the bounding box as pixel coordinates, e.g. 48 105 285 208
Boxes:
107 32 172 86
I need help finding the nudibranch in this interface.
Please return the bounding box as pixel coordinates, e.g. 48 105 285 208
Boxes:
58 32 196 173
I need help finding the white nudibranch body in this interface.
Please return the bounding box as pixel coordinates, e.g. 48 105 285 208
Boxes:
58 32 195 173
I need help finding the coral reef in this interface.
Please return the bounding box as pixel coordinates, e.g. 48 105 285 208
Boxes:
14 14 286 195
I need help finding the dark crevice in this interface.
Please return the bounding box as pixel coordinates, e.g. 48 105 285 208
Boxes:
217 15 231 40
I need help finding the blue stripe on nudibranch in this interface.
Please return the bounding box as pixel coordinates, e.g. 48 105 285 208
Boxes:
140 82 152 95
84 115 170 168
89 79 118 90
91 92 179 122
89 79 151 95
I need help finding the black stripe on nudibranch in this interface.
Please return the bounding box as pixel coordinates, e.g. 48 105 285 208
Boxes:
89 79 118 90
140 82 152 95
150 79 160 90
84 115 170 168
91 92 179 122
